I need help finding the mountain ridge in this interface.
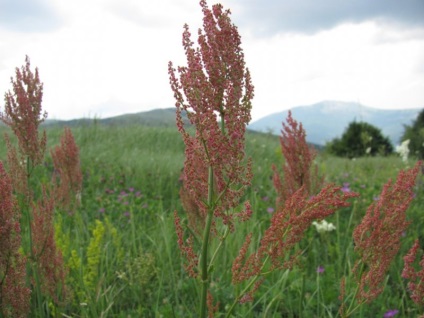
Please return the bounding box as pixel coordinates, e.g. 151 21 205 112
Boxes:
40 100 422 147
248 101 422 146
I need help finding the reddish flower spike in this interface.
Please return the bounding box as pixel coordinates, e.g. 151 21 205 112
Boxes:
402 239 424 306
0 56 47 168
352 161 422 303
0 162 30 317
273 111 324 209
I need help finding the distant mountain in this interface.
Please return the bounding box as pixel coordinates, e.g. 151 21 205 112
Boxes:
248 101 422 146
44 108 189 128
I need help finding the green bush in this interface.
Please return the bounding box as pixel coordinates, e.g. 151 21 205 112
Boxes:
326 121 393 158
400 108 424 159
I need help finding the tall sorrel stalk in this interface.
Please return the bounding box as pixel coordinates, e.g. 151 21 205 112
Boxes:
339 161 422 317
169 3 357 315
168 1 254 316
0 56 82 317
230 113 358 316
272 110 324 209
170 2 423 317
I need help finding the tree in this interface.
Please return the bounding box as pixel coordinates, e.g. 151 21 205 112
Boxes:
400 109 424 159
326 121 393 158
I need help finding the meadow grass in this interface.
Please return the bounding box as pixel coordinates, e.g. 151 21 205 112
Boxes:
1 122 422 317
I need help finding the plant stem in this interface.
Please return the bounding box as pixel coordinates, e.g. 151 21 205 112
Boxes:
208 226 231 273
299 272 305 318
199 165 215 318
343 261 364 318
225 255 270 318
316 272 320 318
24 157 43 316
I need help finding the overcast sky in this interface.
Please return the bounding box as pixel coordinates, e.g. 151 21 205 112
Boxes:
0 0 423 122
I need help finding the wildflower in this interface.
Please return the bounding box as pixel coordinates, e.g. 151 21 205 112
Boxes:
312 219 336 233
272 111 324 208
169 1 253 315
169 0 254 230
1 56 72 310
233 184 358 287
169 0 254 237
31 186 67 303
0 56 47 168
402 239 424 306
267 207 274 213
383 309 399 318
317 266 325 274
0 162 30 317
395 139 410 162
51 127 83 212
84 219 105 290
352 161 422 303
341 182 351 193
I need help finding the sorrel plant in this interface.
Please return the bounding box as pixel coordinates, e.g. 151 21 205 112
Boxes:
169 2 355 316
339 161 422 317
0 56 82 317
169 1 254 316
169 2 423 317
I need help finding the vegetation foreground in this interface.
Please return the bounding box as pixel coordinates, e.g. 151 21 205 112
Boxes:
0 1 423 317
0 121 422 317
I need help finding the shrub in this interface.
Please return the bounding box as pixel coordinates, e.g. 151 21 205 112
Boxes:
400 108 424 159
326 121 393 158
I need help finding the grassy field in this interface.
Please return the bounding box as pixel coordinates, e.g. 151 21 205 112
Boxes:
0 122 422 317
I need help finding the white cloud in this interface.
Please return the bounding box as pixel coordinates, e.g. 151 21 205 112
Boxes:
244 21 424 120
0 0 423 122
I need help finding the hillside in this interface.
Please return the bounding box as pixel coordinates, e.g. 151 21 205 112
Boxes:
40 101 422 147
43 108 188 127
248 101 421 146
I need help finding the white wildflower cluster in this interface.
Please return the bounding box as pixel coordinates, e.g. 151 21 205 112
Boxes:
312 219 336 233
395 139 410 162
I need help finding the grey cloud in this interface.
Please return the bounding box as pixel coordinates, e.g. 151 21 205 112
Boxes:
0 0 61 32
231 0 424 35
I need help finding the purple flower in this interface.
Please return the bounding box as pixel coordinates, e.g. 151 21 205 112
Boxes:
262 196 269 201
316 266 325 274
341 183 351 193
383 309 399 318
99 208 105 213
128 187 135 192
267 207 274 213
123 211 130 218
